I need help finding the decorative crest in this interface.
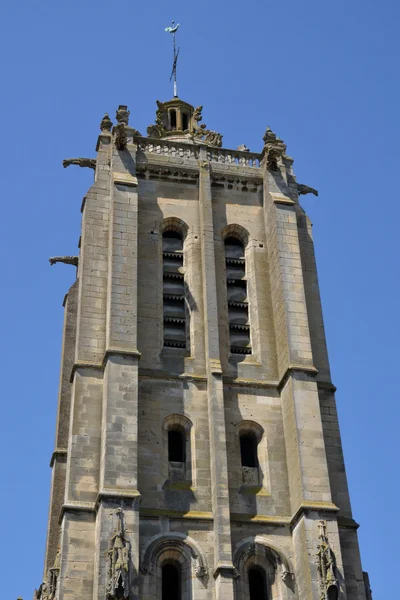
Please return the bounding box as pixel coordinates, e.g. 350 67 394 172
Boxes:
165 21 180 97
106 508 131 600
316 520 339 600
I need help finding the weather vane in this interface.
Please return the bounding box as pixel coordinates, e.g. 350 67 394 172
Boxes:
165 20 180 98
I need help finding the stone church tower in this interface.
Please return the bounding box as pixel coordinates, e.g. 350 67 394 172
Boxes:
36 97 372 600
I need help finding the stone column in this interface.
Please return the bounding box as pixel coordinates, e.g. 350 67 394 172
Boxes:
198 151 236 599
262 146 349 599
95 127 141 600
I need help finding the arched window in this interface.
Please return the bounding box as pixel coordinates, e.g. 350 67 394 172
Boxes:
163 415 193 486
163 231 187 348
240 432 258 468
248 566 267 600
162 562 181 600
225 236 251 354
236 421 264 488
168 428 185 463
182 112 189 131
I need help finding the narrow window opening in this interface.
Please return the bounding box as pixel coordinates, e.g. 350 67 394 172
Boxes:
240 433 258 468
162 563 181 600
163 230 187 349
182 112 189 131
225 235 251 354
249 567 267 600
170 109 177 130
168 429 185 463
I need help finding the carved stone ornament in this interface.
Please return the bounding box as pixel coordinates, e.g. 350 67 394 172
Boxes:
49 256 79 267
191 105 223 147
106 508 131 600
48 548 61 599
116 105 130 126
35 548 61 600
114 124 128 151
199 160 210 172
146 100 223 147
62 158 96 170
316 521 339 600
100 113 113 132
297 183 318 197
262 126 287 171
147 100 168 138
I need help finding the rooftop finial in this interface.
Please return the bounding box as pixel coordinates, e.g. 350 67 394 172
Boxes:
165 20 180 98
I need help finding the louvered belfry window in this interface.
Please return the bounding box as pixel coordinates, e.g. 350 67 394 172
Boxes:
225 236 251 354
163 230 186 348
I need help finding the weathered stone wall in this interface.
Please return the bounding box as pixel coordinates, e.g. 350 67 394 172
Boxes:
38 116 369 600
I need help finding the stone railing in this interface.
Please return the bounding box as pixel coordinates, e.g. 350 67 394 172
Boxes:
137 138 199 160
206 148 261 168
136 138 261 168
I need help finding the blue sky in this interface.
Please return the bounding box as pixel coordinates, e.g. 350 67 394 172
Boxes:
0 0 398 597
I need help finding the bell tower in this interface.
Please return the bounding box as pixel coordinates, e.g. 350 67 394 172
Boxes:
36 95 371 600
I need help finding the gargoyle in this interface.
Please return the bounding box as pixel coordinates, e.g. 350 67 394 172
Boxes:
49 256 79 267
297 183 318 197
62 158 96 170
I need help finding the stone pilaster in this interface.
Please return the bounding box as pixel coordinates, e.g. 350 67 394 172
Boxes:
198 151 235 598
262 155 347 599
96 131 141 600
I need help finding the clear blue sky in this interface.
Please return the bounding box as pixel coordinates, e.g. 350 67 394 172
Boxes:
0 1 398 598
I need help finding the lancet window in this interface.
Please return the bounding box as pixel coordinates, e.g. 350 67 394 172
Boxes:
163 230 187 348
225 236 251 354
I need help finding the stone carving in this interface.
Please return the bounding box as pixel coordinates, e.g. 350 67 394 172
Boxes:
147 100 168 138
100 113 113 132
116 105 130 126
106 508 131 600
262 127 287 171
194 564 207 578
49 256 79 267
193 105 203 124
34 549 60 600
242 466 259 485
237 144 250 152
62 158 96 170
316 521 339 600
199 160 210 172
203 130 223 147
298 183 318 196
48 548 61 599
114 124 128 150
146 101 223 146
